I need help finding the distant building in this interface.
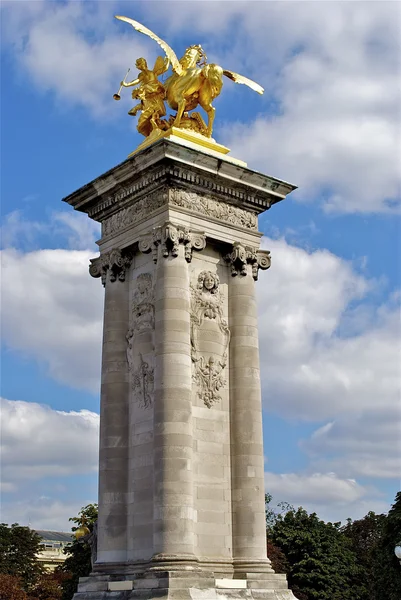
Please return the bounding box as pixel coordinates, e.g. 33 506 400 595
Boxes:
35 530 73 570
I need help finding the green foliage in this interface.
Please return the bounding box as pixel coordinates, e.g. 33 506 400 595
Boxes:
373 491 401 600
341 511 386 600
60 504 98 600
270 507 364 600
0 524 43 591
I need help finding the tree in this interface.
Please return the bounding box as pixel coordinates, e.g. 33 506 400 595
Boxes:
60 504 98 600
373 492 401 600
265 494 292 574
271 507 365 600
341 511 386 600
0 574 28 600
27 571 66 600
0 524 43 591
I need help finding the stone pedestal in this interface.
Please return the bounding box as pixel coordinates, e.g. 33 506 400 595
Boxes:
63 139 297 599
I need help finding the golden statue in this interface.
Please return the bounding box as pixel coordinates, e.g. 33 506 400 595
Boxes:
113 16 264 155
120 56 169 137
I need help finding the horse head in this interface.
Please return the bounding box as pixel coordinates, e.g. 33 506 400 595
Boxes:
179 45 207 70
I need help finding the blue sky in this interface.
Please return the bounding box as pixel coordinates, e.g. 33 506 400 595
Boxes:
1 0 400 530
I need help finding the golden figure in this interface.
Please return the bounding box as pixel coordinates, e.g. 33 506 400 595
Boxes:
120 56 169 137
113 15 264 152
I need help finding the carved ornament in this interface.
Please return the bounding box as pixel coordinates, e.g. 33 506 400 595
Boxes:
139 221 206 263
190 271 230 408
89 248 133 286
126 273 155 409
170 189 258 230
102 191 167 237
224 242 271 280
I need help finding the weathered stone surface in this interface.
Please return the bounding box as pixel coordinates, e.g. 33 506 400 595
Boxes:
65 140 297 600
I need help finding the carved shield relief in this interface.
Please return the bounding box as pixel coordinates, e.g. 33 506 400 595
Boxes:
190 270 230 408
126 272 155 409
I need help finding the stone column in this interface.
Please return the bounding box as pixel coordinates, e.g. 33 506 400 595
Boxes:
90 251 131 564
151 236 196 568
228 246 272 575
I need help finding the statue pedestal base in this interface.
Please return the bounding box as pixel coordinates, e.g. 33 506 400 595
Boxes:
129 127 246 166
73 569 298 599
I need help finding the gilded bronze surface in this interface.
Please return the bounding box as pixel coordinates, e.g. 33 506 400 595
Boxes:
113 16 264 152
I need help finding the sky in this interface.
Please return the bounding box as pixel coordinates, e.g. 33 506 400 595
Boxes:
1 0 400 532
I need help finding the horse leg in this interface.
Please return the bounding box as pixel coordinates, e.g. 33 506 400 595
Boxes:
200 102 215 137
173 95 186 128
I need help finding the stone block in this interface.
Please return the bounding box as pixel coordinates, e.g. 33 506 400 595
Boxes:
216 580 247 589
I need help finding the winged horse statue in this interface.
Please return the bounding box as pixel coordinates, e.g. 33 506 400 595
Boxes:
114 16 264 138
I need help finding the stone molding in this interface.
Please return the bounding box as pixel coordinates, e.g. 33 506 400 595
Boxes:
102 191 167 237
139 221 206 263
169 188 258 230
84 162 283 222
225 242 271 280
89 248 133 286
190 271 230 408
100 187 258 241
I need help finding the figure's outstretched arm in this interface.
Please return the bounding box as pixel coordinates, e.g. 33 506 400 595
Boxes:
122 77 140 88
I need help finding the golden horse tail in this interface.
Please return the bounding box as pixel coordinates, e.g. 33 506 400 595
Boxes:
203 64 224 99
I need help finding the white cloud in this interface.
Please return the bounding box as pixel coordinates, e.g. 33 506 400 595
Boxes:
303 408 401 480
0 398 99 489
3 2 399 212
258 238 400 421
146 1 401 214
0 497 90 532
265 471 389 522
265 471 366 505
1 0 152 117
1 248 103 391
1 210 100 251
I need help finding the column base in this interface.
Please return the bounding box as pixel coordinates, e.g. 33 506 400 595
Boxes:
72 568 298 599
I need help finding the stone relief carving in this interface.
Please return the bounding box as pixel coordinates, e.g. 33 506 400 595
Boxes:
224 242 271 280
130 273 155 333
89 248 133 286
170 189 258 230
131 354 154 410
126 273 155 409
139 221 206 263
102 191 167 237
190 271 230 408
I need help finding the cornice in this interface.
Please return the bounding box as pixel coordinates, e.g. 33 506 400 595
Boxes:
62 139 297 222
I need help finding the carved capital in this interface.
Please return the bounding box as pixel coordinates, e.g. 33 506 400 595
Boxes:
245 248 271 280
225 244 271 280
224 242 248 277
89 248 133 286
139 221 206 263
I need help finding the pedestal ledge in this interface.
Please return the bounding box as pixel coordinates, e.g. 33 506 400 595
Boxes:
73 570 298 599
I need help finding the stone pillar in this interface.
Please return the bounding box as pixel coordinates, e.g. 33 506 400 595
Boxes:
63 139 298 599
152 241 196 568
90 251 132 564
228 246 272 575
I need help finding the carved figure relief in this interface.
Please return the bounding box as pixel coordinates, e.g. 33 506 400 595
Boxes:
170 189 258 230
126 272 155 409
132 354 154 409
190 271 230 408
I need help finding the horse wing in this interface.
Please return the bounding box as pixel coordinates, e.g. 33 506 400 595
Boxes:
115 16 183 75
223 70 264 95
